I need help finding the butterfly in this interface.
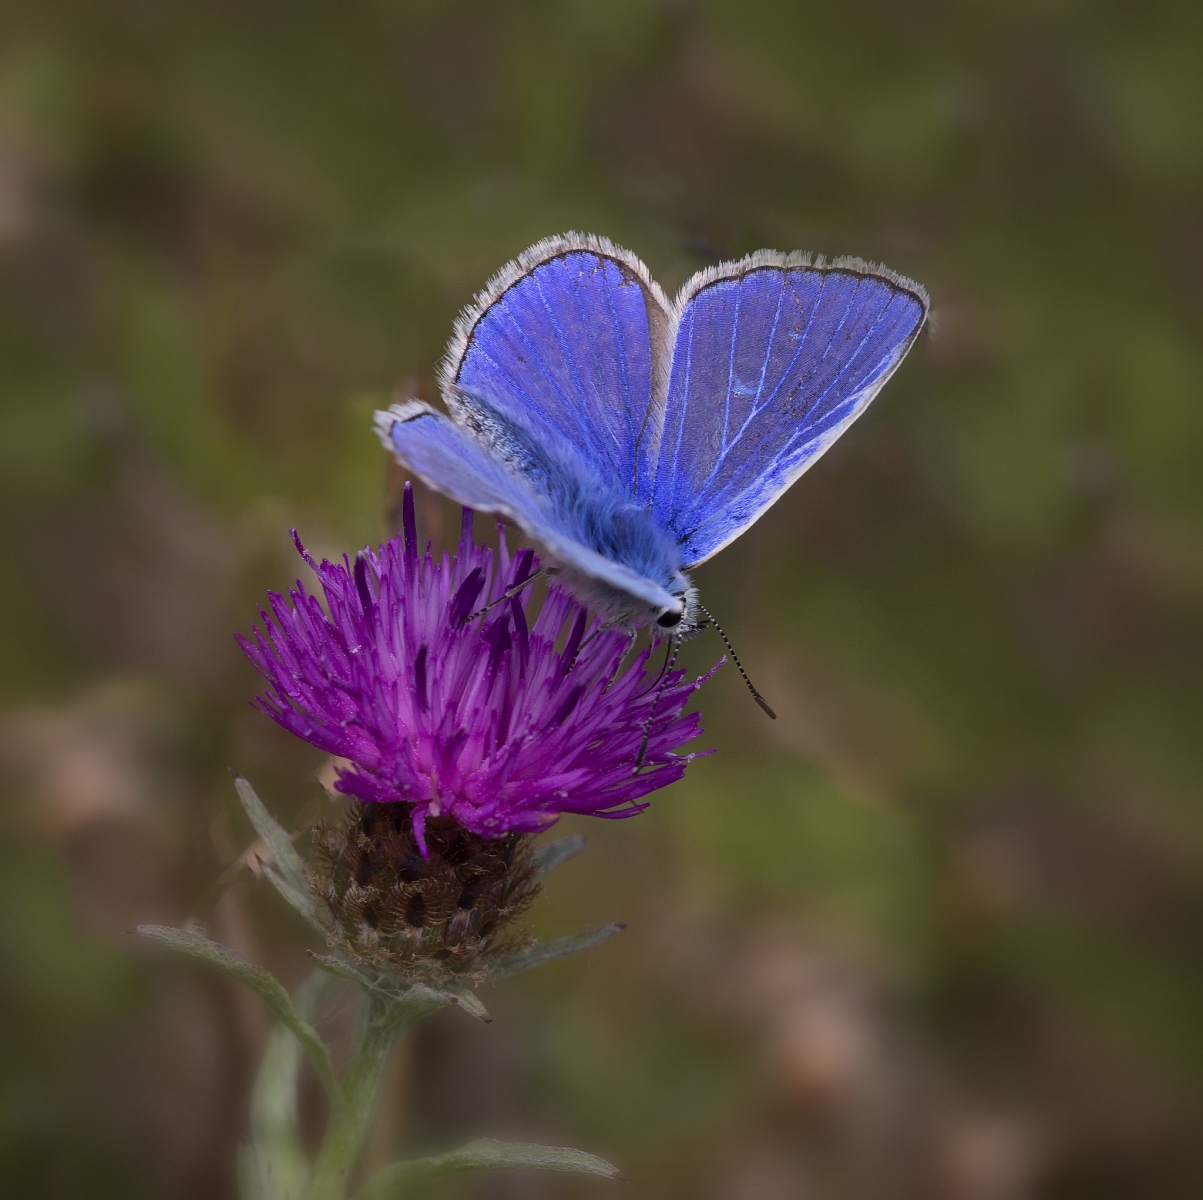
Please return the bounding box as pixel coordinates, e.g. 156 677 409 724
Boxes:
375 233 928 662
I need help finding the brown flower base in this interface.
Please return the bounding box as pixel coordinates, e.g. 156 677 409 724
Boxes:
310 802 541 982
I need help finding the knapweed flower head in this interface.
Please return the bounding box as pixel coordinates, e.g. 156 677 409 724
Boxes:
237 483 713 856
310 800 543 980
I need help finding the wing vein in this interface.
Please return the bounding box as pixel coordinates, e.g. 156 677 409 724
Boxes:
777 283 894 459
531 271 592 435
486 296 595 462
722 279 743 451
601 267 637 462
752 273 786 414
755 271 839 414
687 271 836 497
663 309 696 513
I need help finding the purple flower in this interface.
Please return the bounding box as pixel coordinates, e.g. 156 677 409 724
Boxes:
238 484 714 854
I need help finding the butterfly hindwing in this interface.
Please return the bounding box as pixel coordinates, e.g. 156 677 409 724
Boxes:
652 256 929 568
378 401 680 613
441 233 674 503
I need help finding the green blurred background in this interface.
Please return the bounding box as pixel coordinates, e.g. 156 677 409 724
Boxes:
2 2 1201 1197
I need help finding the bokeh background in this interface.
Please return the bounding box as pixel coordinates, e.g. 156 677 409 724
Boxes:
2 2 1202 1198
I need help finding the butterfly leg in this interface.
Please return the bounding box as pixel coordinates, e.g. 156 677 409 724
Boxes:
565 625 602 673
566 621 637 674
636 637 676 699
634 641 681 772
466 567 545 622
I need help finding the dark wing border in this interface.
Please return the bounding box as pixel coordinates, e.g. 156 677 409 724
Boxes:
658 249 930 567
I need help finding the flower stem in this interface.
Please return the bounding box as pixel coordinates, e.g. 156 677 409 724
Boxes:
304 988 447 1200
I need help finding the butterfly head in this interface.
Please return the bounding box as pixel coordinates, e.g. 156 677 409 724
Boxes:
656 581 706 644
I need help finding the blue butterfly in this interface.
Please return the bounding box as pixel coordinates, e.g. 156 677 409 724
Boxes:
375 233 928 657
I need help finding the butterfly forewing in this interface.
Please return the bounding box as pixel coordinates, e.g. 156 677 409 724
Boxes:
441 234 673 499
653 258 928 568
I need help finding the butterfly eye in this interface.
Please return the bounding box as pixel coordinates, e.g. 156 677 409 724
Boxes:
656 608 684 629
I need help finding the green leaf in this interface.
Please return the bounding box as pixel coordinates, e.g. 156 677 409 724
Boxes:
531 834 587 876
355 1138 623 1197
489 924 625 981
437 981 491 1022
233 773 331 935
136 924 340 1100
244 971 333 1200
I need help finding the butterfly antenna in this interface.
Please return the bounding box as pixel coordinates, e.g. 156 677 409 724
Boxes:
466 568 544 622
696 602 777 719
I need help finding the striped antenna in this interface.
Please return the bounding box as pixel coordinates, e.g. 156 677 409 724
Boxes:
696 602 776 719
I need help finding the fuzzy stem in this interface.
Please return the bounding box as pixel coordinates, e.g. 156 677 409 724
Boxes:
304 988 447 1200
